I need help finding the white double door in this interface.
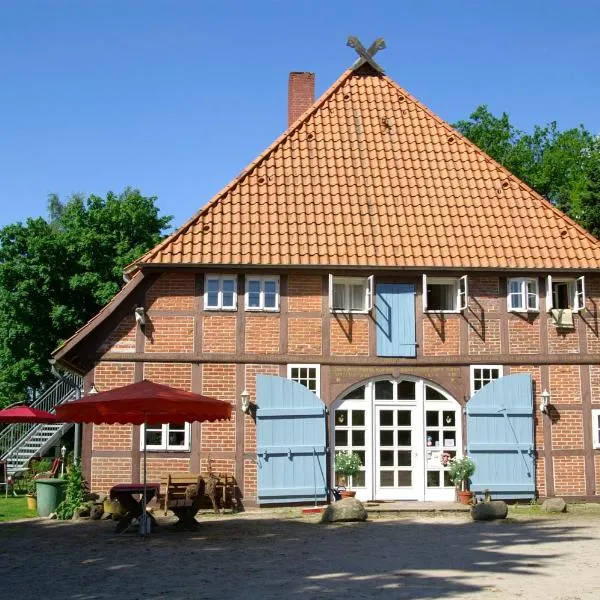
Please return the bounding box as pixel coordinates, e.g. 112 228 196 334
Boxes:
374 405 424 500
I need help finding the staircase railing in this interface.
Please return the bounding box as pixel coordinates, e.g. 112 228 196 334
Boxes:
0 373 83 459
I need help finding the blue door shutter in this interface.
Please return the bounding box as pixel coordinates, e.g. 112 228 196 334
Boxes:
256 375 327 504
375 283 416 357
467 373 535 500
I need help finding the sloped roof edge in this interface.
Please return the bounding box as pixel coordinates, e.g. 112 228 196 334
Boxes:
124 68 357 275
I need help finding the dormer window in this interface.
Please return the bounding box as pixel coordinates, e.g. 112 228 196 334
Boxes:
422 275 468 313
507 278 539 313
329 275 374 313
546 276 585 312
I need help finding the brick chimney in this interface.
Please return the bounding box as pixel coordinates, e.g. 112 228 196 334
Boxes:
288 72 315 127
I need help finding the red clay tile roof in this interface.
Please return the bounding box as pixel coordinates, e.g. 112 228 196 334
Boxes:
127 66 600 272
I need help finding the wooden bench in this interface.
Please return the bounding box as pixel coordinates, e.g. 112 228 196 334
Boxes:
160 472 206 528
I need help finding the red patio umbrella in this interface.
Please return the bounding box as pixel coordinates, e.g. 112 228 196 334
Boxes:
0 406 59 423
55 379 232 534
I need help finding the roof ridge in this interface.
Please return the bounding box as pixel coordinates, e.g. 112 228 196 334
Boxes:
380 75 600 248
125 68 356 274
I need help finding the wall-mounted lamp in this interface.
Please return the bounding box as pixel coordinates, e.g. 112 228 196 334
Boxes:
540 389 550 414
134 306 146 327
89 384 98 394
241 389 251 414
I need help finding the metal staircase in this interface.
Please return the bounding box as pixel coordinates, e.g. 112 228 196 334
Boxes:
0 373 83 475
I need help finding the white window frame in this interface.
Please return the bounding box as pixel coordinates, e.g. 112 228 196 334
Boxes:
546 275 586 313
422 275 468 313
470 365 503 396
287 364 321 397
245 275 280 311
140 423 191 451
328 274 374 314
204 275 237 311
592 409 600 449
507 277 539 313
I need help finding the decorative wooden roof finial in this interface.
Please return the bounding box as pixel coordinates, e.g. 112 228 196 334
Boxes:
347 36 387 73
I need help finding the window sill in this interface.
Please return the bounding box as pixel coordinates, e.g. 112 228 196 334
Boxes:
424 309 462 314
330 309 370 315
245 308 280 313
142 448 191 452
204 307 237 312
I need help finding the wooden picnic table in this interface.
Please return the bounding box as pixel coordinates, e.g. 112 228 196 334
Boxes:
110 483 160 533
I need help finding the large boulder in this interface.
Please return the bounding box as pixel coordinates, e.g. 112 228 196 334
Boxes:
320 498 368 523
542 497 567 513
471 500 508 521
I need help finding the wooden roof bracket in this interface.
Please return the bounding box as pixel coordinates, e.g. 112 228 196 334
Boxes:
347 36 386 73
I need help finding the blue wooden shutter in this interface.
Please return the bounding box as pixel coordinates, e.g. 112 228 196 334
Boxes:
256 375 327 504
467 373 535 500
375 283 416 357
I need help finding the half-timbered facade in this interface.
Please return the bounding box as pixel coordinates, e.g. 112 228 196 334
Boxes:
54 55 600 505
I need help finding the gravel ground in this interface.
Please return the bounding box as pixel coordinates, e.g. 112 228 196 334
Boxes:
2 509 600 599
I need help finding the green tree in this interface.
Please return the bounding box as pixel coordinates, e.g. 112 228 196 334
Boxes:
0 188 171 407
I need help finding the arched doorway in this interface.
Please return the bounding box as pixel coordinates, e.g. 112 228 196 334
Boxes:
332 377 462 501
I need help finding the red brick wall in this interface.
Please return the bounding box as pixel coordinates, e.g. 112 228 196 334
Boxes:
468 318 501 355
549 365 581 404
468 276 500 313
423 316 460 356
200 457 235 477
143 362 192 389
94 362 134 390
553 456 586 496
585 277 600 353
99 316 136 353
551 411 583 450
547 319 580 354
91 457 132 494
330 315 369 355
590 365 600 403
536 457 546 498
508 318 540 354
244 459 257 500
146 273 195 311
145 316 194 353
203 314 236 353
288 275 322 312
245 315 280 354
201 363 236 453
288 317 322 354
92 424 132 450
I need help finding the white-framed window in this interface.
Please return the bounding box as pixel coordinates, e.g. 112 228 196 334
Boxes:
287 364 320 397
422 275 468 312
507 277 539 312
245 276 280 311
546 275 586 312
141 423 190 451
204 275 237 310
329 275 374 313
592 409 600 449
470 365 503 396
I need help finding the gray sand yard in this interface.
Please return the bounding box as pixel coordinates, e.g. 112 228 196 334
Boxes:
2 508 600 600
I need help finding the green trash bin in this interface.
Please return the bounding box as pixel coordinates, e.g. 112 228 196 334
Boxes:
36 479 66 517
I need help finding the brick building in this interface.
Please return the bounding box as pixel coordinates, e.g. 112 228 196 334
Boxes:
54 57 600 505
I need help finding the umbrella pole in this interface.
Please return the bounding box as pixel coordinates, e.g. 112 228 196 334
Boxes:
141 417 149 536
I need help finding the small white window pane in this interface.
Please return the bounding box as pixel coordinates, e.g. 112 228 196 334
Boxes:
333 283 345 310
264 280 277 308
221 279 235 307
247 280 261 307
350 284 364 311
527 280 538 310
206 279 220 307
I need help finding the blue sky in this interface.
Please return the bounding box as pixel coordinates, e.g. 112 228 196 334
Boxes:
1 1 599 231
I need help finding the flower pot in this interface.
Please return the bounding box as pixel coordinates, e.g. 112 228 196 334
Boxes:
457 490 473 505
340 490 356 499
26 495 37 511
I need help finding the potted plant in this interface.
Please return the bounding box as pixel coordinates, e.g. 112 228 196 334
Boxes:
334 451 362 498
448 455 476 504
